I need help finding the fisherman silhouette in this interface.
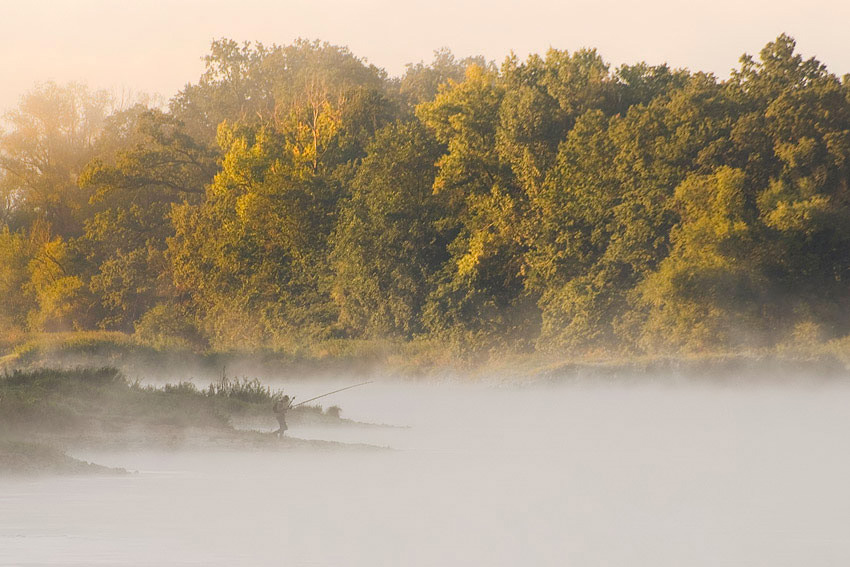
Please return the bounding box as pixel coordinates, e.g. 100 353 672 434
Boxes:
270 382 371 438
274 395 293 437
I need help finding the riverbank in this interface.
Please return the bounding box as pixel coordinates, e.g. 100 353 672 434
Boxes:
0 441 124 476
4 331 850 384
0 366 379 475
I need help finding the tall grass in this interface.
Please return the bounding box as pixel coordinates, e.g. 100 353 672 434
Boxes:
206 377 280 403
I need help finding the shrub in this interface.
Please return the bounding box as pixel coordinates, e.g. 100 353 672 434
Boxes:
134 304 206 351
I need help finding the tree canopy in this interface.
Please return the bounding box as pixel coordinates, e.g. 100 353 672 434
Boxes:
3 35 850 357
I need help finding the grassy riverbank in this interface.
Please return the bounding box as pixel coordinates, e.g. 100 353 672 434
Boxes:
3 330 850 383
2 331 849 475
0 365 355 475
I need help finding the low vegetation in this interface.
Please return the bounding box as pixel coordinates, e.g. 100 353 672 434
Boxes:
0 440 119 476
0 366 346 474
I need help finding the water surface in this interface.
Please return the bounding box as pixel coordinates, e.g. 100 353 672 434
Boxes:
2 379 849 566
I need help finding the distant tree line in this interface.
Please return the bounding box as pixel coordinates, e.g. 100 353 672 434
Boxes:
2 35 850 355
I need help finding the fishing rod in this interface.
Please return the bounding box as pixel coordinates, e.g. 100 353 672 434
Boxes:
291 381 373 408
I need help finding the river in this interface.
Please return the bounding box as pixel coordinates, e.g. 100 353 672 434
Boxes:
2 378 849 566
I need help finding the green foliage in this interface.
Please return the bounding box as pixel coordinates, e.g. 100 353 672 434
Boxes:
331 120 446 338
636 167 766 351
0 226 37 327
168 121 341 349
4 36 850 359
399 48 489 109
134 303 206 350
416 64 534 349
24 229 96 332
77 110 217 330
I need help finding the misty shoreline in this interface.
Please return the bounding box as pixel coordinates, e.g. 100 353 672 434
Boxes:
0 366 388 476
4 331 849 384
0 441 127 477
2 332 849 476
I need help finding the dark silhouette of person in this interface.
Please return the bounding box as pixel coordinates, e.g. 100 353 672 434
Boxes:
274 395 294 437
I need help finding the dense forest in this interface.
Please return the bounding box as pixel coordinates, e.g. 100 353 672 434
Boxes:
3 35 850 357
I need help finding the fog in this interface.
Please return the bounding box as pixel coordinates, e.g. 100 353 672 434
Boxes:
2 377 850 566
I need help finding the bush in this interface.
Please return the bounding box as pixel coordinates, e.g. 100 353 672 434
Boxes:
134 304 206 351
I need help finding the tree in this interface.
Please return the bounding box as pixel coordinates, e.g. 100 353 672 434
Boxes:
399 48 488 109
75 109 217 330
0 226 36 327
637 167 765 351
417 64 536 349
331 120 447 338
0 82 113 236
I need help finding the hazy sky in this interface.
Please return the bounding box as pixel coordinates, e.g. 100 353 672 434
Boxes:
1 0 849 113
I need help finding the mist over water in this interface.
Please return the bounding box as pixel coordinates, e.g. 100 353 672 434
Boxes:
2 377 850 566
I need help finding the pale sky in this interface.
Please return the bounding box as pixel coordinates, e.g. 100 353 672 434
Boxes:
1 0 849 113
